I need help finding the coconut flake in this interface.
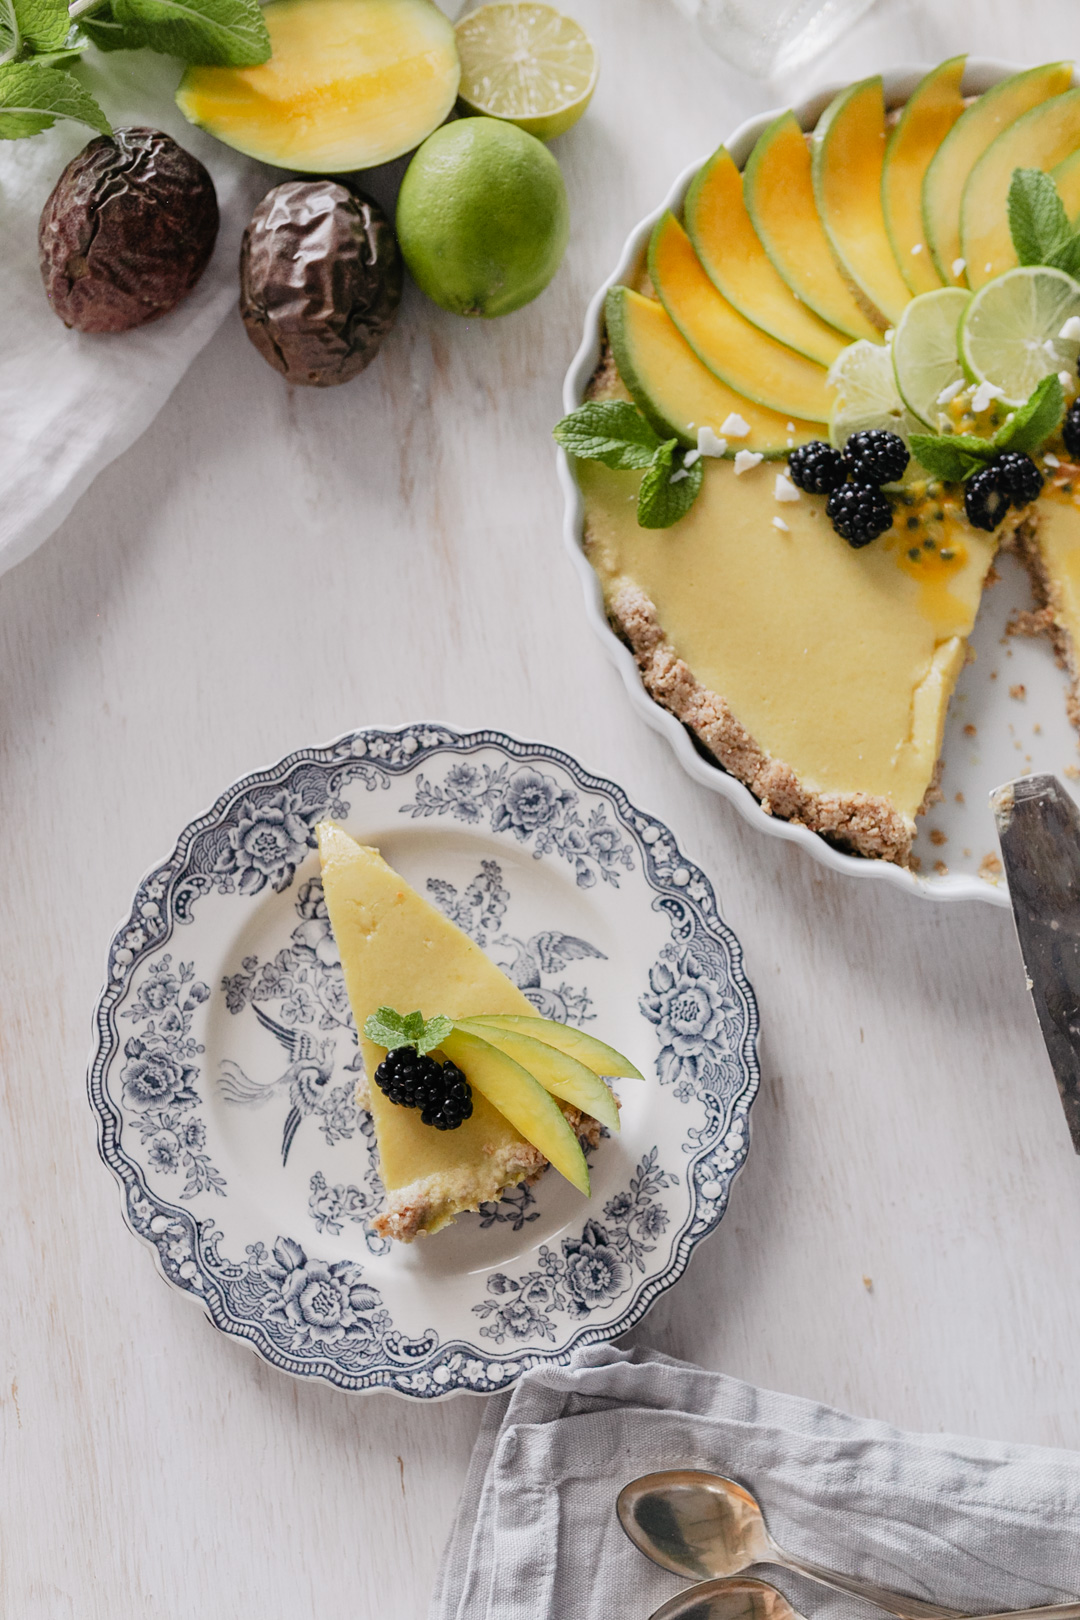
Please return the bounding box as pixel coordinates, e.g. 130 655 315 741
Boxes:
697 426 728 457
936 378 965 406
951 257 966 276
669 467 689 484
683 448 701 467
774 473 801 502
1044 452 1061 468
734 450 764 475
772 516 790 532
970 379 1004 414
1060 317 1080 341
719 413 751 438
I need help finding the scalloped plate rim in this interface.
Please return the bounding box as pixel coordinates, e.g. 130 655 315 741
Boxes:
87 722 761 1399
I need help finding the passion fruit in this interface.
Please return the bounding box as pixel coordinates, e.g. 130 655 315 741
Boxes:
38 128 219 333
239 180 402 386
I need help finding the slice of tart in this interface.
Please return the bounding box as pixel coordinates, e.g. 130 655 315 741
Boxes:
317 822 604 1240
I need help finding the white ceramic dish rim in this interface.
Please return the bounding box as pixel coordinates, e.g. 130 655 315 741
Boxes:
557 57 1063 910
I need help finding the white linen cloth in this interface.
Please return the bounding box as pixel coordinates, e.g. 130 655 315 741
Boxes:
0 50 271 578
431 1344 1080 1620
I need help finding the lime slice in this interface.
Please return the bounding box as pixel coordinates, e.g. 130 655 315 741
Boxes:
958 264 1080 407
827 339 922 448
454 2 598 141
892 287 970 427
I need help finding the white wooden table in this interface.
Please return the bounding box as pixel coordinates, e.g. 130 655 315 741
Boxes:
5 2 1080 1613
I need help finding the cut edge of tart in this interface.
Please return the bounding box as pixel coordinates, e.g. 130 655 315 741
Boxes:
316 822 621 1240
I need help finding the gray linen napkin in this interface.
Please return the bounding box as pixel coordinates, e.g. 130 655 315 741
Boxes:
431 1344 1080 1620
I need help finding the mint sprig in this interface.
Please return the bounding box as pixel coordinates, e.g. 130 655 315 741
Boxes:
554 400 706 529
910 374 1064 483
364 1008 454 1057
0 59 107 137
1008 168 1080 278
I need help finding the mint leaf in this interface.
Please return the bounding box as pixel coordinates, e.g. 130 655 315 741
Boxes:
0 61 107 136
554 401 661 471
993 372 1064 453
637 441 704 528
909 432 993 482
1008 167 1073 267
15 0 71 52
364 1007 454 1056
113 0 269 64
78 3 147 48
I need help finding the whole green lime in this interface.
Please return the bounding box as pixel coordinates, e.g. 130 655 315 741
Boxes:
396 117 570 318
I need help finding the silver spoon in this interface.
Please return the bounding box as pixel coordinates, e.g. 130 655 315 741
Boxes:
619 1472 1080 1620
649 1576 806 1620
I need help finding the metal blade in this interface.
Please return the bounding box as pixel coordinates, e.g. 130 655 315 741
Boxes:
991 774 1080 1152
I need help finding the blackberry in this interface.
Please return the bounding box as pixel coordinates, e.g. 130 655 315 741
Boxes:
1063 399 1080 459
826 481 893 547
964 464 1010 532
843 429 909 486
787 439 847 493
992 450 1043 507
374 1045 473 1131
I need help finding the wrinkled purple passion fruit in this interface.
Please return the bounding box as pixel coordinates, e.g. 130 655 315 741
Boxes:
239 180 403 386
39 129 219 335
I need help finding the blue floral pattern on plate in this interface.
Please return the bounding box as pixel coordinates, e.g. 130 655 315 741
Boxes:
89 727 760 1398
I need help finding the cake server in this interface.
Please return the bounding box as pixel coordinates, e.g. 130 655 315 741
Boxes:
991 773 1080 1153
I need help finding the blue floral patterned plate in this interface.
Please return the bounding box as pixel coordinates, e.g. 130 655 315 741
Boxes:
89 726 760 1398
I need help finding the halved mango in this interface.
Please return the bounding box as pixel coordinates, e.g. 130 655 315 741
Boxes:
962 89 1080 288
176 0 460 172
811 77 912 327
466 1012 644 1078
684 147 847 367
604 286 821 458
742 111 882 343
649 212 831 423
923 62 1073 285
440 1028 590 1195
455 1020 620 1132
882 56 967 296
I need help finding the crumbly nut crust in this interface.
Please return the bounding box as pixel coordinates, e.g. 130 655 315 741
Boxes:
608 580 916 865
1004 519 1080 730
356 1076 608 1242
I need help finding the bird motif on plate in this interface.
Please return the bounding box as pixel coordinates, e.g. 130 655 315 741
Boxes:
218 1003 336 1165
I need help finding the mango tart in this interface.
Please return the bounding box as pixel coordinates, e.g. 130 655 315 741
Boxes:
576 59 1080 868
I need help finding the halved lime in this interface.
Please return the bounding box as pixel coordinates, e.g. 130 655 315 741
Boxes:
959 264 1080 407
892 287 970 427
454 2 598 141
827 339 922 448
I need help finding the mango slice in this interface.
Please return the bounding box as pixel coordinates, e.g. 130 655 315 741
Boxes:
176 0 460 173
882 57 967 296
455 1020 621 1133
604 286 821 457
466 1013 644 1078
648 212 831 423
922 62 1073 285
439 1029 590 1195
962 89 1080 289
1054 147 1080 222
743 110 883 344
684 147 847 367
811 77 912 327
